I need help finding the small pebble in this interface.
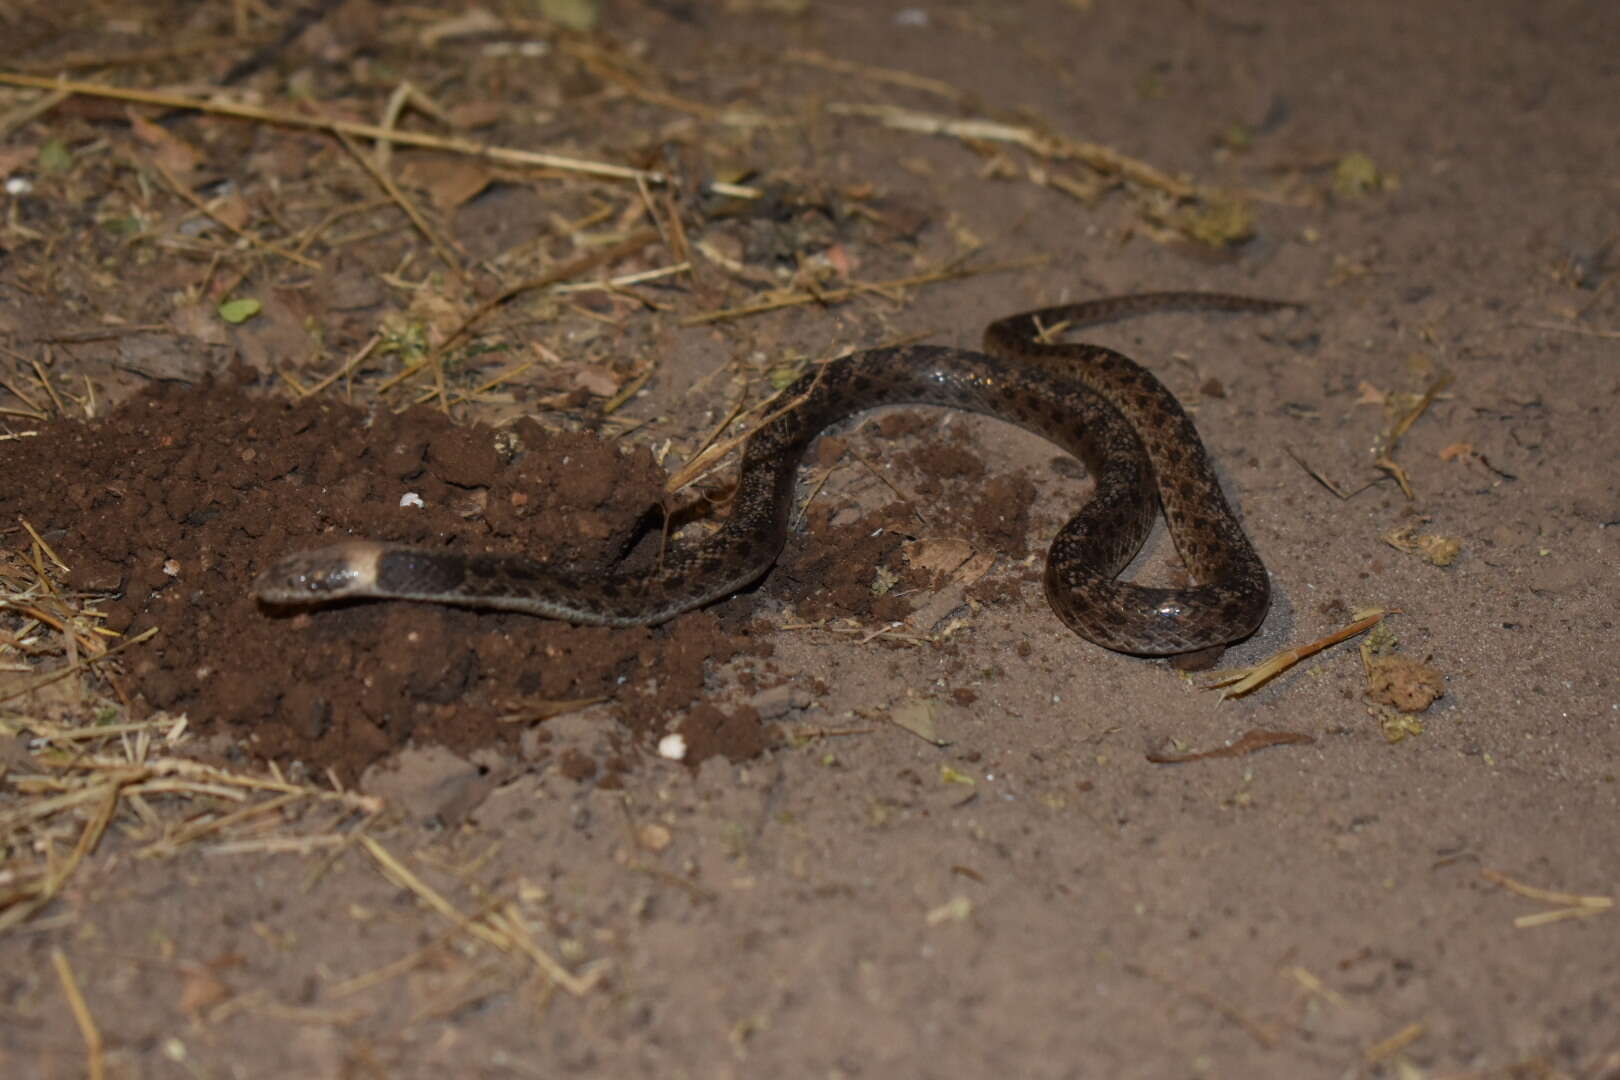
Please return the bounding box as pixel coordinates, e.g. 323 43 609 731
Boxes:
657 733 687 761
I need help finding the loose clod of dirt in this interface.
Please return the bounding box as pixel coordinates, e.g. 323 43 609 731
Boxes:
0 371 762 778
3 1 1620 1077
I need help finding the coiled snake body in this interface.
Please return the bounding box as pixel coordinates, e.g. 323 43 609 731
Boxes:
254 292 1293 655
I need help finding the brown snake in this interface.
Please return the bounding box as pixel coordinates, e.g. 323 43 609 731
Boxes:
254 292 1295 655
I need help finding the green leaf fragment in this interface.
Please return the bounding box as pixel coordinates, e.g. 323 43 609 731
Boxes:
218 298 262 324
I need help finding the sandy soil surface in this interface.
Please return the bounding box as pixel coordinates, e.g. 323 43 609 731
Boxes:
2 1 1617 1076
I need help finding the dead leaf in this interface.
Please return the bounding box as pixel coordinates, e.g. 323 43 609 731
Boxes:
209 192 252 232
400 157 495 213
0 145 33 176
417 7 504 46
178 966 232 1018
889 697 943 745
573 365 621 397
171 303 231 347
448 101 505 129
1355 381 1387 406
129 111 203 179
901 537 976 576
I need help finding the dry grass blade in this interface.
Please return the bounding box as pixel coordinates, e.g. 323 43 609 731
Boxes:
1481 868 1614 928
0 73 664 183
1374 372 1452 499
292 334 383 399
18 518 68 575
52 948 105 1080
136 791 306 856
358 836 599 997
0 778 127 931
1 724 383 931
1385 373 1453 450
550 261 691 297
14 717 175 744
0 627 156 707
1203 609 1389 698
30 356 68 415
663 364 833 495
0 370 49 417
827 103 1197 199
1364 1022 1426 1065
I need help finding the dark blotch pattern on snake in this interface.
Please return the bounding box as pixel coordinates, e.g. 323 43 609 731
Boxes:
254 292 1296 655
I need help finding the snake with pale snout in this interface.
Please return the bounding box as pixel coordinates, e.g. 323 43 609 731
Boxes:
254 292 1297 655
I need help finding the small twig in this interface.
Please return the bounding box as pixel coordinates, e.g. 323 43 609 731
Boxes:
1285 447 1386 500
786 48 969 104
1146 729 1315 765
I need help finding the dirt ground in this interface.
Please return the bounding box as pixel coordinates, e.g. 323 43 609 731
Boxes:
2 0 1617 1076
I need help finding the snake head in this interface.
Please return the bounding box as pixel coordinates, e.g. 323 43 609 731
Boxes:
253 541 382 605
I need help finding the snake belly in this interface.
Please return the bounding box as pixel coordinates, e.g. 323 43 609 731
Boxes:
253 292 1293 655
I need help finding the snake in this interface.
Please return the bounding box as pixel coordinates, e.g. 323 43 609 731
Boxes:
254 292 1295 655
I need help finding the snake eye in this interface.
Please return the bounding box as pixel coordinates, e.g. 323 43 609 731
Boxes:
303 563 356 593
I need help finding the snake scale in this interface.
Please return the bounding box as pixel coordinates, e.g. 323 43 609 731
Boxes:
254 291 1295 655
